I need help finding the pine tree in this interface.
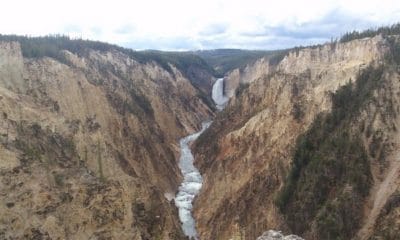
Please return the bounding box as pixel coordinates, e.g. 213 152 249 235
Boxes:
97 140 105 182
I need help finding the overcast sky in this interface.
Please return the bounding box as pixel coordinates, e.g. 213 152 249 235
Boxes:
1 0 400 50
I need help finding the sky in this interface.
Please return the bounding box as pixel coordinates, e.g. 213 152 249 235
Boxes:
1 0 400 50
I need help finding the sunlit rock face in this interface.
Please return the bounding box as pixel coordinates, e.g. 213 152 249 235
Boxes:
193 35 390 240
0 40 214 239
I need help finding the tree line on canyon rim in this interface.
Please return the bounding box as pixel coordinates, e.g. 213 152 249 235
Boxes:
0 34 214 81
1 22 399 77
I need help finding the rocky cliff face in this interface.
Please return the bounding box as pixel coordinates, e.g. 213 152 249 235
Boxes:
193 35 400 240
0 41 214 239
224 57 272 98
224 36 385 98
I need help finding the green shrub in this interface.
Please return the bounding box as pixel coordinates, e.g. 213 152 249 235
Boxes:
53 173 64 187
235 83 250 97
386 36 400 65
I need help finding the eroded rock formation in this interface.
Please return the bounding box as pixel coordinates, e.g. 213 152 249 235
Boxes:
0 41 214 239
193 35 400 240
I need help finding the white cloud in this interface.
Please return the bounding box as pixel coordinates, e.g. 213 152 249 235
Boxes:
0 0 399 50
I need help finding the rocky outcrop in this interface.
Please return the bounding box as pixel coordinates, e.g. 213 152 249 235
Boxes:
192 35 397 239
224 57 272 98
224 36 386 99
256 230 304 240
0 42 25 93
0 41 214 239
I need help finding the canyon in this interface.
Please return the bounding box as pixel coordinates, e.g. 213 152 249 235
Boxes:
0 39 214 239
193 34 400 240
0 27 400 240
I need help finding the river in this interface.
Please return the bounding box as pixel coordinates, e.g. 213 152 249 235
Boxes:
174 77 227 239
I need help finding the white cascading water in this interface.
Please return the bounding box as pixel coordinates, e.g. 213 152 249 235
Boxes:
212 78 229 110
175 122 211 239
175 78 228 239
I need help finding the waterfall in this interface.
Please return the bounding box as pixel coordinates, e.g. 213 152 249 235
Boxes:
212 78 229 110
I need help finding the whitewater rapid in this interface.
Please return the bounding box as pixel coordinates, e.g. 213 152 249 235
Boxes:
175 78 228 239
175 122 211 239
